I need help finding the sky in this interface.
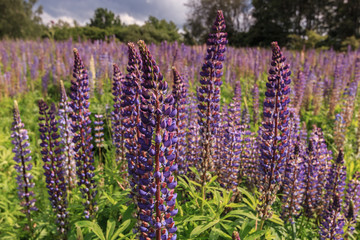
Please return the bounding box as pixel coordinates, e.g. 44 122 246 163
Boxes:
36 0 188 28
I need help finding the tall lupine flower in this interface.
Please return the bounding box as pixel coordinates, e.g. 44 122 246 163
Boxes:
344 172 360 236
319 151 346 239
38 101 68 235
186 96 200 180
329 56 344 117
171 66 187 175
343 57 360 126
120 43 142 203
252 82 259 125
302 127 331 217
69 49 97 219
294 70 306 115
334 113 346 150
58 80 76 191
281 141 305 224
94 114 105 165
11 101 37 230
197 10 227 186
137 40 178 240
111 64 126 164
257 42 291 221
218 107 241 191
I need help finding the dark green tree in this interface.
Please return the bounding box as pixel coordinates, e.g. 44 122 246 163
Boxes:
185 0 251 44
0 0 43 39
89 8 121 29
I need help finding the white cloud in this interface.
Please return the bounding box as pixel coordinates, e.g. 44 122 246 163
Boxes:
119 13 145 25
41 11 87 26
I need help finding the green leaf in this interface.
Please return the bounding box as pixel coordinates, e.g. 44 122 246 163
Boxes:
190 220 220 238
106 219 116 240
76 226 84 240
111 219 131 240
268 214 284 226
223 210 259 221
244 230 266 240
75 221 105 240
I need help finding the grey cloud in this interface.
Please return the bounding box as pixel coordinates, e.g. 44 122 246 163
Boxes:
37 0 188 28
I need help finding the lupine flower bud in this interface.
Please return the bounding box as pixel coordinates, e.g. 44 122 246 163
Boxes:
38 100 68 234
11 101 37 229
69 48 97 219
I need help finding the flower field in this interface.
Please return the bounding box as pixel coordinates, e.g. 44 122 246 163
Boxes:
0 11 360 240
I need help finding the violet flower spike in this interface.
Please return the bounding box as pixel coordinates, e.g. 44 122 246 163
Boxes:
138 40 178 240
59 80 76 191
171 66 187 176
112 64 126 164
197 10 227 187
257 42 291 222
11 100 37 231
69 48 97 219
38 100 68 235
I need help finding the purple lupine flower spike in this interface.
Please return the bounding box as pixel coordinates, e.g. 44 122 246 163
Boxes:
319 150 346 239
38 100 68 235
232 231 241 240
344 172 360 236
59 80 76 191
121 43 142 204
197 10 227 186
94 114 104 148
69 48 97 219
257 42 291 222
138 40 178 240
171 66 187 176
112 64 126 164
11 100 37 230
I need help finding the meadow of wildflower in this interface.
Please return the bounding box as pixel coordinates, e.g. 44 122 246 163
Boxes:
1 10 360 240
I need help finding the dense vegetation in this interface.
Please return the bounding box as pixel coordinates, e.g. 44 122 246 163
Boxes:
1 0 360 49
1 9 360 240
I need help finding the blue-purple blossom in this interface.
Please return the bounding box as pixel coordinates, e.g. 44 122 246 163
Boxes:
11 100 37 229
171 66 187 175
59 80 76 191
197 10 227 186
137 40 178 240
69 48 97 219
257 42 291 220
38 100 68 234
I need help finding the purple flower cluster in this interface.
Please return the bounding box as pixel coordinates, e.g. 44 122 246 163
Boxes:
137 40 178 240
38 100 68 234
112 64 126 163
11 101 37 229
94 114 104 148
257 41 291 220
171 66 187 175
69 49 97 219
197 10 227 185
59 80 76 191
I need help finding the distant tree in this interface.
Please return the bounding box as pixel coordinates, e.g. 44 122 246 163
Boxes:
89 8 121 29
185 0 252 44
0 0 43 39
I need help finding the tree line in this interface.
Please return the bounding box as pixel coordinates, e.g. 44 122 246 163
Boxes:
1 0 359 50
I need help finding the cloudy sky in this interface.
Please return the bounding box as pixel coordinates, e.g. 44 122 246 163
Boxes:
36 0 188 28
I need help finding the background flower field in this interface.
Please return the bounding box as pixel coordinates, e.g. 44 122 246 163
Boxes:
1 12 360 239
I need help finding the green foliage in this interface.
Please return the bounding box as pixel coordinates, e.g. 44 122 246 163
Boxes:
0 0 44 39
